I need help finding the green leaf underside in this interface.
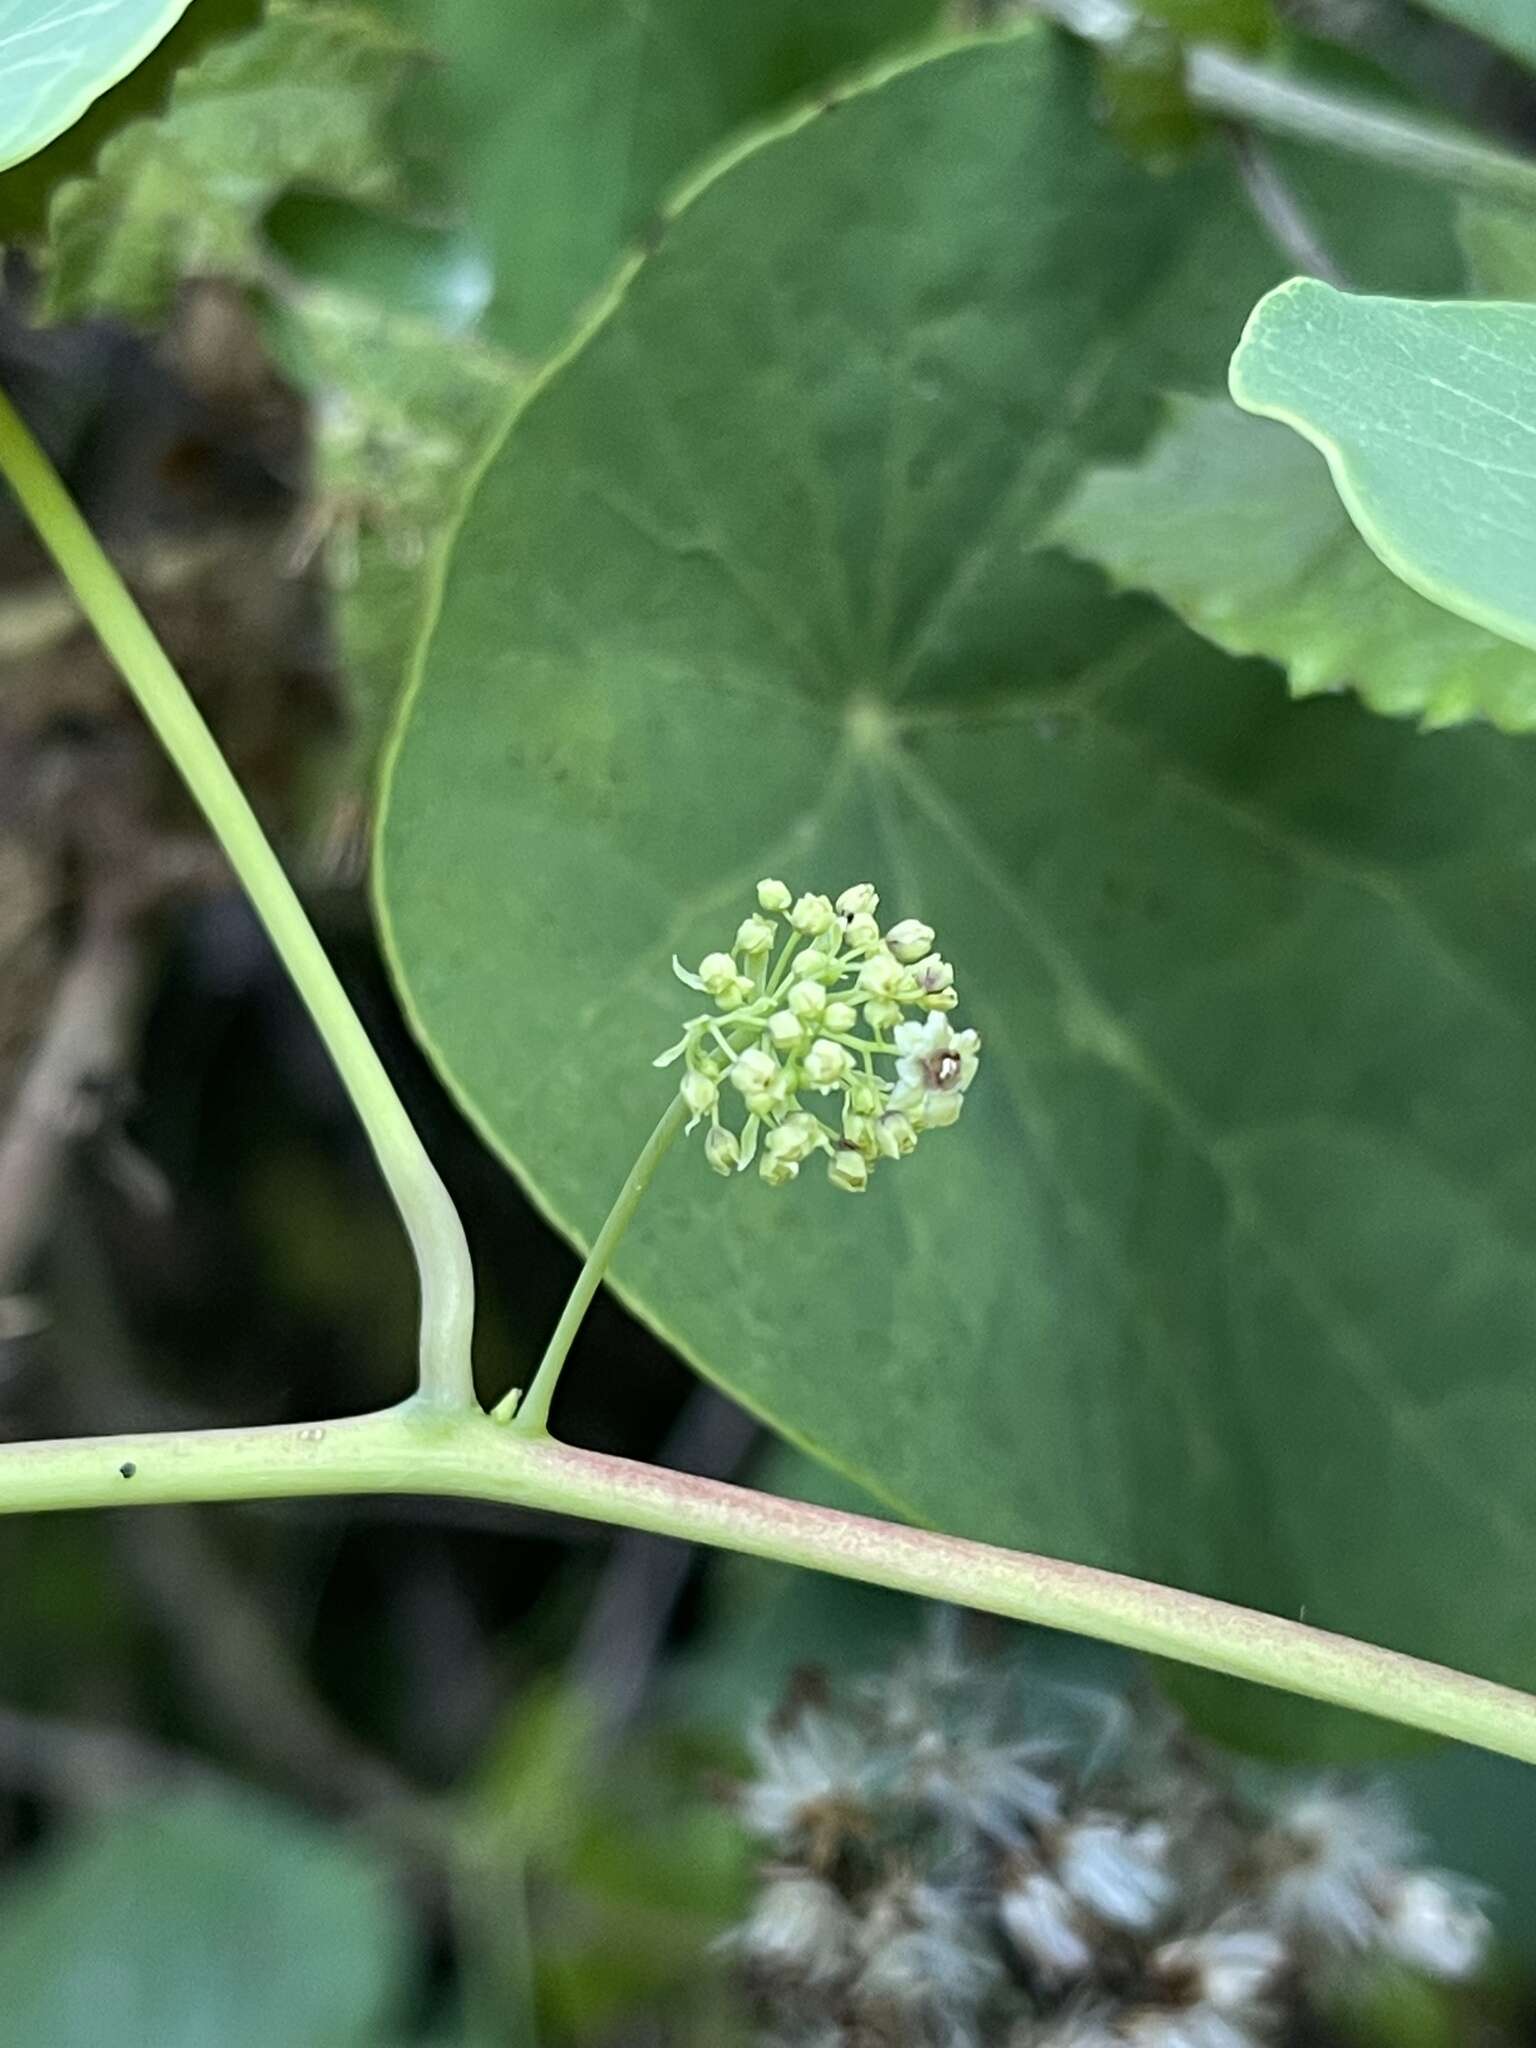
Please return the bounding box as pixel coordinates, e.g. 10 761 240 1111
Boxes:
0 0 196 171
0 1791 402 2046
43 1 421 323
379 32 1536 1705
1230 278 1536 657
1052 394 1536 731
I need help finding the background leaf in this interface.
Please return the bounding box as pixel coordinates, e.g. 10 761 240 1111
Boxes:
1230 277 1536 654
43 0 421 323
0 0 199 172
0 1790 405 2046
377 29 1536 1743
1051 392 1536 730
1411 0 1536 69
382 0 944 361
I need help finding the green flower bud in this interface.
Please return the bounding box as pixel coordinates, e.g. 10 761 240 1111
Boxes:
759 1148 800 1187
842 1110 881 1159
876 1110 918 1158
787 978 828 1021
920 985 959 1012
847 1075 883 1116
803 1038 854 1089
865 998 902 1032
920 1090 964 1130
827 1146 870 1194
835 883 880 917
842 911 882 953
885 918 936 963
856 950 904 999
704 1125 740 1175
735 914 776 956
756 878 792 913
680 1069 717 1118
912 952 954 993
792 947 841 985
699 951 738 996
823 1000 858 1034
730 1048 780 1098
789 892 836 935
768 1112 825 1164
768 1008 806 1052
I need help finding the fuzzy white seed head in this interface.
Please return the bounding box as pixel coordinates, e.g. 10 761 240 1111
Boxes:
1380 1873 1489 1980
856 1881 999 2014
1152 1928 1286 2013
734 1871 854 1984
1260 1786 1415 1950
999 1868 1094 1982
1058 1816 1173 1931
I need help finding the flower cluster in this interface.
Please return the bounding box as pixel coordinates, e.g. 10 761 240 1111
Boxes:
655 880 979 1192
725 1650 1491 2048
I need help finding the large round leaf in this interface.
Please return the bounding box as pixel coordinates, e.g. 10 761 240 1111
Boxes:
378 30 1536 1705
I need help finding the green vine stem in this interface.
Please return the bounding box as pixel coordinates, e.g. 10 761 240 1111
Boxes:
494 1095 689 1431
1032 0 1536 210
3 1408 1536 1766
0 386 476 1414
4 373 1536 1780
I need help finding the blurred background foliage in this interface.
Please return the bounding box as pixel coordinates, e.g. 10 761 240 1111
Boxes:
0 0 1535 2042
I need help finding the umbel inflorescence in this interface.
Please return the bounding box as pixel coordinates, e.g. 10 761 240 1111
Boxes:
727 1650 1490 2047
655 881 979 1192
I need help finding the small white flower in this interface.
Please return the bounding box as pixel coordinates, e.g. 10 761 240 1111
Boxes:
893 1016 980 1123
731 1871 853 1984
704 1125 740 1175
886 917 936 963
835 883 880 917
999 1866 1094 1982
828 1146 869 1193
759 1149 799 1186
790 892 836 934
757 877 792 913
1380 1873 1488 1980
1058 1815 1172 1931
803 1038 854 1089
841 911 882 953
1125 2014 1257 2048
735 913 776 955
